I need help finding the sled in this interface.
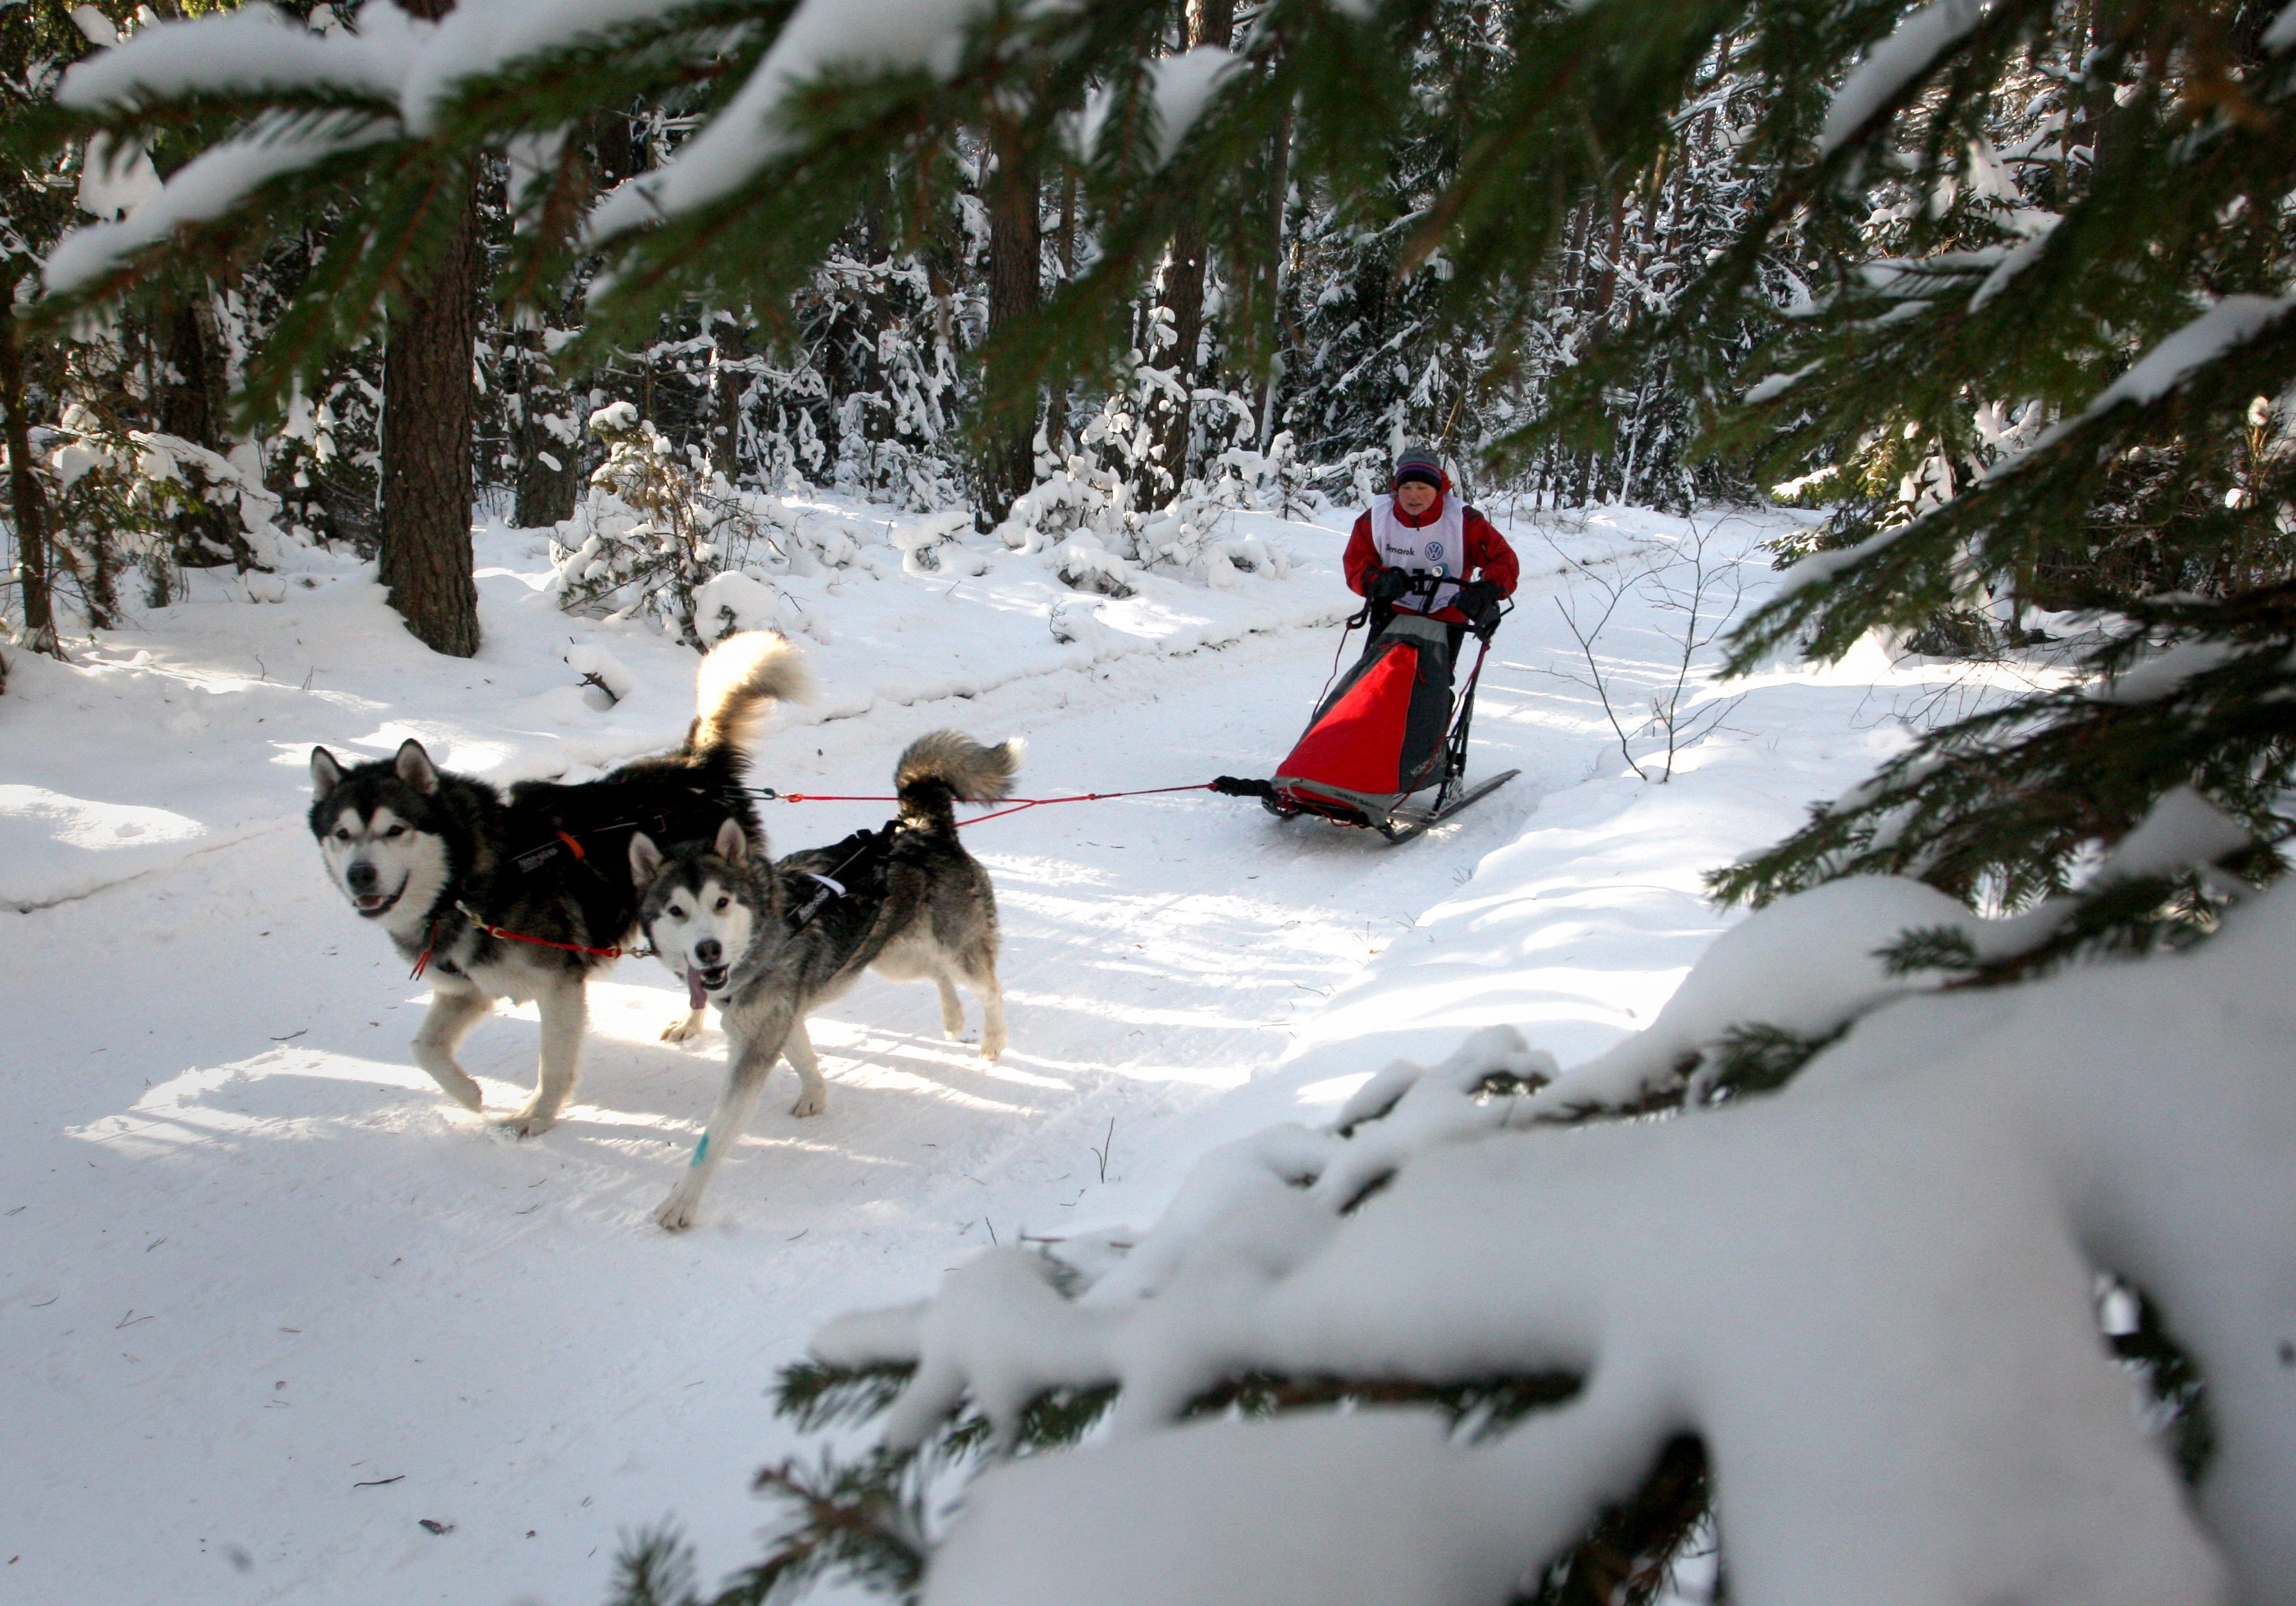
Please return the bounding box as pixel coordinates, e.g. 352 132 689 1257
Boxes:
1214 575 1519 842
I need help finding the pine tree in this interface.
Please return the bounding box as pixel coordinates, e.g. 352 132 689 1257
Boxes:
979 112 1047 527
0 0 88 659
1144 0 1237 486
25 0 508 654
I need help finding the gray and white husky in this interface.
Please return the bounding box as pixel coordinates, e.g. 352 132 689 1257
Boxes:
631 731 1020 1230
307 633 806 1135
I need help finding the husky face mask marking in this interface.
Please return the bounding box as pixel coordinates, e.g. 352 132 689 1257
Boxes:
633 818 759 1009
309 741 452 935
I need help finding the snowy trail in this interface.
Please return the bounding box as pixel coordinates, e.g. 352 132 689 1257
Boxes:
0 604 1548 1606
0 500 1955 1605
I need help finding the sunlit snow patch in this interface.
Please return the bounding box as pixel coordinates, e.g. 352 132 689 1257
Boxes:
0 784 235 910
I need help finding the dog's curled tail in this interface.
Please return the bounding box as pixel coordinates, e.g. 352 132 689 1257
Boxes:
896 732 1023 833
690 632 811 756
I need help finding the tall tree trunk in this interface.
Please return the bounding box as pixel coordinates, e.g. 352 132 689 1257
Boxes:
1258 112 1293 453
708 312 749 486
0 271 58 655
979 123 1041 530
380 174 482 656
1148 0 1236 491
1057 170 1076 281
377 0 481 656
511 321 581 530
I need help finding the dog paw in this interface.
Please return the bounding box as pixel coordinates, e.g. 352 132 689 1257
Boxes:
978 1033 1007 1062
494 1109 559 1138
790 1090 828 1118
660 1010 706 1044
427 1070 485 1111
654 1189 701 1232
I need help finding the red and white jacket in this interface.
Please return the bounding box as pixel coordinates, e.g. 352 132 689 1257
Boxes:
1343 485 1519 622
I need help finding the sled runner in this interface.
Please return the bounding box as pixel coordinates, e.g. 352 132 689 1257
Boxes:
1215 574 1519 842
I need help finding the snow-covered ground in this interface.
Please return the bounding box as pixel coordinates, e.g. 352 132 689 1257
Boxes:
0 496 1985 1604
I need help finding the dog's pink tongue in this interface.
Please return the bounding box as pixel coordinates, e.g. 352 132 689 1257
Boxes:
687 967 708 1010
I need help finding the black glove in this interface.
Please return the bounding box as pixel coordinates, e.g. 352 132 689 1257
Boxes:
1367 566 1412 605
1457 578 1507 629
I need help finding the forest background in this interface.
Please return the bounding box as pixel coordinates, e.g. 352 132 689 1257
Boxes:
3 0 1803 669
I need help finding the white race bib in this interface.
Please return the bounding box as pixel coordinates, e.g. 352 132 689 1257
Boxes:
1371 494 1467 612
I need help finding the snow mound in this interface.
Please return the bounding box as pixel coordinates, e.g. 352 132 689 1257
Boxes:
814 874 2296 1606
691 570 790 638
1521 874 1973 1115
564 643 638 705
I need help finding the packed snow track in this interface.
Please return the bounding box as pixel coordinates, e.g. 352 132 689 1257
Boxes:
1 504 1924 1604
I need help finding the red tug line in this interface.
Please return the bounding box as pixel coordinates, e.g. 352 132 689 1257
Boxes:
411 593 1519 984
750 782 1219 826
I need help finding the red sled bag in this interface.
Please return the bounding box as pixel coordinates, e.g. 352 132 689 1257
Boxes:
1274 613 1456 820
1212 577 1518 842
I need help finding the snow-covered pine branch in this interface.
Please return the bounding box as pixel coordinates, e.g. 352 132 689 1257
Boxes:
752 860 2294 1606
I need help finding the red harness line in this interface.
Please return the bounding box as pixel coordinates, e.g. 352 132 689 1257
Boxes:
411 902 643 979
406 786 1213 978
766 782 1218 825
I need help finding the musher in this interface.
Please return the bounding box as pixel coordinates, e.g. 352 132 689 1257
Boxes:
1343 446 1519 651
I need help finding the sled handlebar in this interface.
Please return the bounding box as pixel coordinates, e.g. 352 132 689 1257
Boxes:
1370 570 1513 639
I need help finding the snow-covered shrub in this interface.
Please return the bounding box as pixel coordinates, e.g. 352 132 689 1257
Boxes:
1131 494 1294 590
1197 532 1288 586
1054 531 1135 599
993 429 1136 555
548 402 883 647
690 570 787 638
798 514 862 573
564 644 636 709
126 431 290 570
691 568 829 646
1334 445 1391 512
993 389 1166 556
270 368 384 551
809 255 973 510
1200 429 1321 521
995 410 1296 592
14 404 293 619
1130 497 1233 587
888 509 975 576
552 403 804 646
1046 597 1110 658
552 404 716 642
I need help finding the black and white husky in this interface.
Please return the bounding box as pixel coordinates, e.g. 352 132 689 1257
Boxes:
307 633 807 1135
631 732 1019 1229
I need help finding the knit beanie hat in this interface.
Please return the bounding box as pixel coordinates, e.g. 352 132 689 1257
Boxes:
1392 446 1445 489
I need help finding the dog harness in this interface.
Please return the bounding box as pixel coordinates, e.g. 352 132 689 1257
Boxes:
509 801 706 877
409 902 650 978
785 872 847 932
786 826 894 934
